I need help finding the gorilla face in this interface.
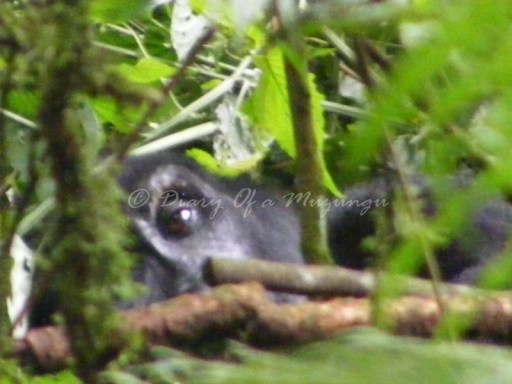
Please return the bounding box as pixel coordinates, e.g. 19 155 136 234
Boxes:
28 151 512 327
118 152 303 307
29 152 303 326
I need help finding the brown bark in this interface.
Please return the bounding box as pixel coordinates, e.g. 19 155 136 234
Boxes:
205 258 477 297
13 283 512 371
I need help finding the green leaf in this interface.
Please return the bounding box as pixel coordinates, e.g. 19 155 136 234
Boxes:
117 58 177 84
308 72 341 196
186 148 261 178
190 0 207 13
244 48 340 196
244 47 295 157
91 97 143 133
7 91 39 120
201 79 223 91
91 0 148 23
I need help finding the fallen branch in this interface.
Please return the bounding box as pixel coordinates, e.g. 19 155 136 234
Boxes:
13 282 512 371
205 258 479 297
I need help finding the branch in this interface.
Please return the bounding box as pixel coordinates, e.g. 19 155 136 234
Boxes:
205 258 477 297
13 283 512 371
282 32 332 265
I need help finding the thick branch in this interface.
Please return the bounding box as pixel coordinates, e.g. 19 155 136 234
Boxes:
205 258 477 297
13 283 512 371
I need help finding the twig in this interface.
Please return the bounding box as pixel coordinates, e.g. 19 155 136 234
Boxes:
115 27 215 161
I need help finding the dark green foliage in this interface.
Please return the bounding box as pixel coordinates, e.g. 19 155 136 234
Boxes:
100 330 512 384
4 0 512 382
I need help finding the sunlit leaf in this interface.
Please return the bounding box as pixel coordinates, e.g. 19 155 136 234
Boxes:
244 47 295 157
117 58 177 84
186 148 261 178
91 0 148 23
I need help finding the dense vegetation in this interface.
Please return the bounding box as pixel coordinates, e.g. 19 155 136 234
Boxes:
3 0 512 382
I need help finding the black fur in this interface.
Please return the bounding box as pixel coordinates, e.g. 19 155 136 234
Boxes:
118 152 303 307
29 152 512 326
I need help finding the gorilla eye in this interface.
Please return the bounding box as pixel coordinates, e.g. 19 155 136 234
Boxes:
157 206 200 238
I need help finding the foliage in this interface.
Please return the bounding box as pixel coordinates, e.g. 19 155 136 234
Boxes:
101 330 512 384
0 359 81 384
3 0 512 381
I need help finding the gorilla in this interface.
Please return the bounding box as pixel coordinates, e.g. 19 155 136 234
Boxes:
27 151 512 327
118 152 303 306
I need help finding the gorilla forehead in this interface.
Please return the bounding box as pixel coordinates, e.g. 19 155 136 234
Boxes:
120 152 230 196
